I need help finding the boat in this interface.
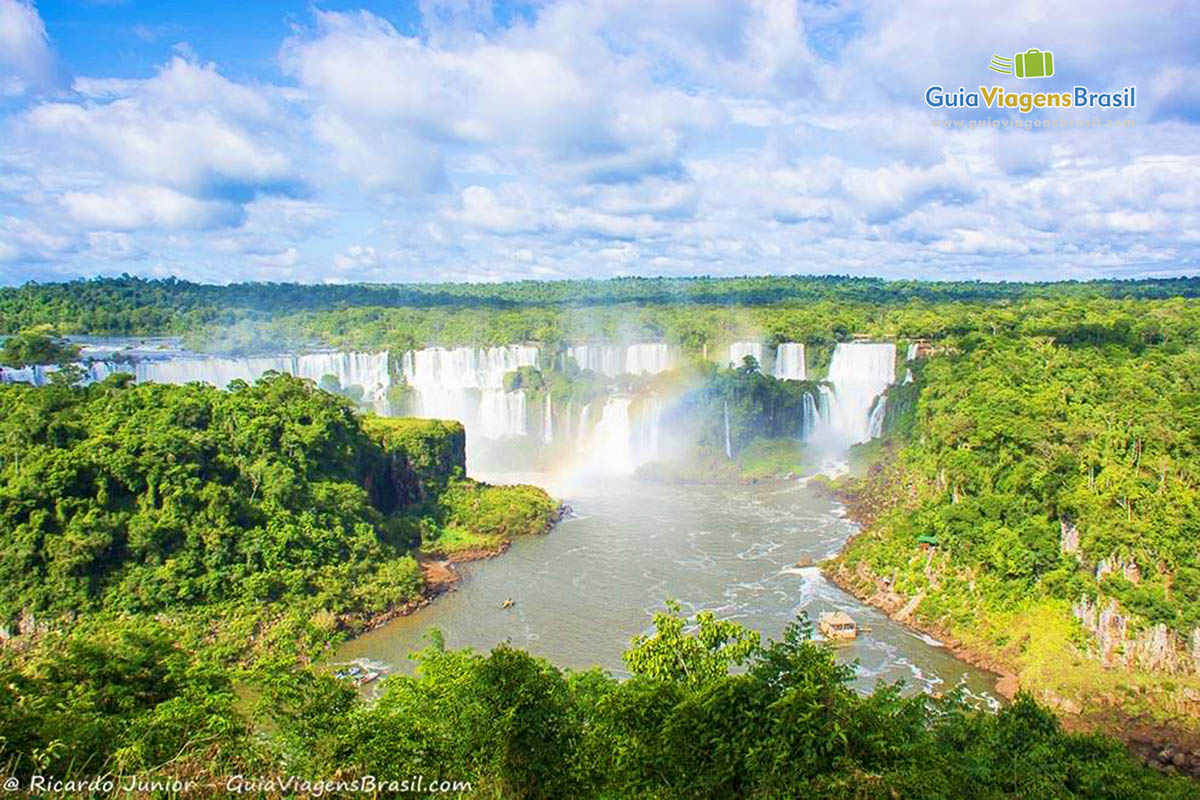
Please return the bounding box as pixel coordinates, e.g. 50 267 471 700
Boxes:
356 670 380 687
501 598 514 609
818 611 858 641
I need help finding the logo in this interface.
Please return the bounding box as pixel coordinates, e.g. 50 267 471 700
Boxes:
925 49 1135 114
989 49 1055 79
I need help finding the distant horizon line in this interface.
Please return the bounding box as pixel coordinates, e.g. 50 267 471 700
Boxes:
5 272 1200 290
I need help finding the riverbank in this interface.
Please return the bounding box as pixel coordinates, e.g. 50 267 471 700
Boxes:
341 502 570 638
818 469 1200 779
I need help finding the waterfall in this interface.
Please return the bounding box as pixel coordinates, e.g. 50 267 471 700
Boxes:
587 397 636 474
135 351 391 403
638 396 662 461
625 343 672 375
401 345 538 440
579 394 662 474
801 392 820 439
1 361 135 386
478 389 527 440
773 343 806 380
567 344 623 376
813 343 896 445
542 394 553 444
566 343 672 376
903 369 914 385
576 403 592 447
906 342 919 360
1 364 51 386
2 352 389 406
292 352 390 403
867 396 888 439
728 342 763 368
724 400 732 458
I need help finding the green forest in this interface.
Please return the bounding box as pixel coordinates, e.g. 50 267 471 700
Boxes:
2 276 1200 796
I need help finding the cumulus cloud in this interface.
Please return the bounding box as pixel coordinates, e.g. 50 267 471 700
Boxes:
23 58 294 197
0 0 1197 282
60 185 245 230
0 0 56 95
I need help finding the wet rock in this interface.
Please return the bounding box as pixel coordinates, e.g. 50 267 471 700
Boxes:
1059 517 1080 558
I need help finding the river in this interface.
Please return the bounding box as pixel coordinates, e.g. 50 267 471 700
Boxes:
337 472 999 705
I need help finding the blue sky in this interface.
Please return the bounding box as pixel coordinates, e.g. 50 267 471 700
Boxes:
1 0 1198 285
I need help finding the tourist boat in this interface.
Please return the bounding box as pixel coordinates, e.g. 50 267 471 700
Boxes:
818 611 858 640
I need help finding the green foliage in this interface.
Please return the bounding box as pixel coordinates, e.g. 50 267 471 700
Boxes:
0 619 250 779
669 362 820 456
261 609 1193 799
737 436 816 480
634 446 743 484
0 374 421 621
423 480 559 555
623 600 761 686
0 331 80 368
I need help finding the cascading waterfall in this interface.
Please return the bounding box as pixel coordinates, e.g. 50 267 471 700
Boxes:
477 388 527 440
401 345 538 440
567 344 623 376
639 396 662 460
867 396 888 439
292 352 391 404
576 403 592 446
773 343 806 380
135 352 391 401
1 353 391 409
801 392 820 440
728 342 764 368
0 361 135 386
906 342 919 360
575 394 663 475
566 343 673 376
812 342 896 445
724 400 732 458
587 398 636 474
542 394 553 444
625 343 672 375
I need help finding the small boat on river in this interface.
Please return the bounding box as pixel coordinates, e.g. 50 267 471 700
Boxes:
818 611 858 641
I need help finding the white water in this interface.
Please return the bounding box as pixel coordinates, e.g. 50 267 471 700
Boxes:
401 345 539 440
813 343 896 445
477 389 527 440
576 403 592 447
724 400 733 458
728 341 764 368
2 352 391 410
867 396 888 439
0 361 135 386
542 394 553 444
566 343 673 377
801 393 820 440
586 397 637 474
774 343 807 381
906 342 919 361
577 395 662 475
136 352 392 409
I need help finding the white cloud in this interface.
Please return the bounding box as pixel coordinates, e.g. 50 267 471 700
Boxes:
0 0 55 95
23 59 292 195
0 1 1198 282
61 185 243 230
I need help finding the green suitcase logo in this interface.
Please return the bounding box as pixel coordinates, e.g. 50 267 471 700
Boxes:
988 49 1055 79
